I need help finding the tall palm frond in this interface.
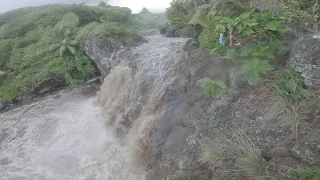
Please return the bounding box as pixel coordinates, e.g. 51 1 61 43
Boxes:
48 28 79 57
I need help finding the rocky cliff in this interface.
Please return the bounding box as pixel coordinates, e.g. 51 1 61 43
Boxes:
96 31 320 179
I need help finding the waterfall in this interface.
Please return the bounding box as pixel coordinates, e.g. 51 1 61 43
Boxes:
98 32 188 167
0 32 188 179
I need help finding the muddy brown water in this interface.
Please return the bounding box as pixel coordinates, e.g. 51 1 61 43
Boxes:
0 32 189 180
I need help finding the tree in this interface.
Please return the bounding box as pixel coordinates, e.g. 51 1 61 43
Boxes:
140 7 151 14
98 1 108 7
49 28 79 56
56 12 80 28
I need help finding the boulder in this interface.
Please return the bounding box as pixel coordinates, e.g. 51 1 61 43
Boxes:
289 35 320 88
82 35 115 77
82 35 145 78
165 25 179 38
159 26 168 35
185 25 202 41
32 73 68 96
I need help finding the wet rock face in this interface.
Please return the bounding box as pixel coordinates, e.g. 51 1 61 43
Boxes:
146 46 244 180
82 35 115 78
289 35 320 88
146 39 320 179
165 25 179 38
32 73 68 96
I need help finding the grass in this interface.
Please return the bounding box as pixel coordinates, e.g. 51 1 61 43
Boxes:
200 139 226 170
292 167 320 180
259 71 320 142
200 129 269 179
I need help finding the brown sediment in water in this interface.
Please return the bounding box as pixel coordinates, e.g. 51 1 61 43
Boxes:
97 34 189 168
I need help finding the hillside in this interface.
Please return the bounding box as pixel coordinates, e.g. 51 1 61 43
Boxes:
0 4 158 103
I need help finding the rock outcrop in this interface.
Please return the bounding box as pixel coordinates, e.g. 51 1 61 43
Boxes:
146 40 320 179
82 34 146 78
82 35 116 78
146 44 245 180
95 33 320 180
163 25 202 41
289 35 320 88
32 73 68 96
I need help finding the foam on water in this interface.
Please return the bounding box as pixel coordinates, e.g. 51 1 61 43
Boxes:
0 31 188 179
0 90 145 180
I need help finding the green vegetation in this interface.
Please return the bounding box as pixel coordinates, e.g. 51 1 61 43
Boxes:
0 4 145 103
167 0 320 179
275 69 310 103
166 0 317 86
292 167 320 180
280 0 319 32
198 78 227 99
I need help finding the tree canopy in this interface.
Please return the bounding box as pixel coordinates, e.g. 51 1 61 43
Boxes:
0 4 144 103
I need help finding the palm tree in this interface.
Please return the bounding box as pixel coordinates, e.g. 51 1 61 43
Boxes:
49 28 79 56
196 0 251 17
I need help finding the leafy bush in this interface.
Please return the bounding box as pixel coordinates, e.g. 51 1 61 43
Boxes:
292 167 320 180
280 0 319 32
240 58 273 85
98 6 132 23
41 55 96 85
198 78 227 99
208 10 288 85
56 12 80 28
199 30 219 49
275 70 309 103
79 22 137 46
0 5 100 39
0 55 96 102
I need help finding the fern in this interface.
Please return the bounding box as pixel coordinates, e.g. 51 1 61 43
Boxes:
198 78 227 99
239 58 273 85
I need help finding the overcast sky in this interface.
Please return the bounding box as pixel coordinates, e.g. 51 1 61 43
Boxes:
0 0 172 13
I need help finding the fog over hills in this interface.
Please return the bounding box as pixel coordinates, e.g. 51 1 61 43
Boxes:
0 0 170 13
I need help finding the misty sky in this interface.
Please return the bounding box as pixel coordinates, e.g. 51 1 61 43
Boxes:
0 0 172 13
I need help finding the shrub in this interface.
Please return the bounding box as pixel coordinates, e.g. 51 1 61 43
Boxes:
292 167 320 180
0 4 141 102
199 30 219 50
275 69 310 103
198 78 227 99
280 0 319 32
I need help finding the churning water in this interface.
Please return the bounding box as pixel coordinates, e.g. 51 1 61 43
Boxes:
0 31 188 180
0 90 146 180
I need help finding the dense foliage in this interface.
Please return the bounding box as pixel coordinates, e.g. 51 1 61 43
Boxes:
167 1 319 179
0 4 144 103
166 0 318 94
